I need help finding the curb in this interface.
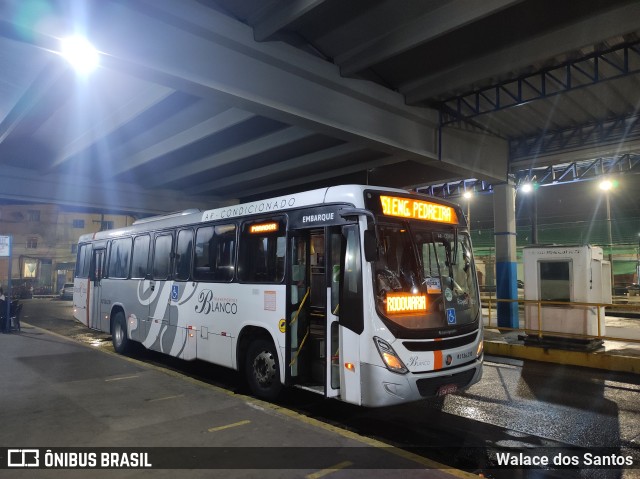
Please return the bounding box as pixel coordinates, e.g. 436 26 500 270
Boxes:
484 340 640 374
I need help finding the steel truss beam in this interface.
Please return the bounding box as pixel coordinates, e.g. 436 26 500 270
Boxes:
513 153 640 187
509 115 640 161
440 40 640 125
420 154 640 199
416 179 493 198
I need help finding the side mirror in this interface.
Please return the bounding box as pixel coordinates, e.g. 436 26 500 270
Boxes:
363 229 378 262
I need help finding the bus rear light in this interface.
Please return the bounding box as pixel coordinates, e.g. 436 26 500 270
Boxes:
374 337 408 374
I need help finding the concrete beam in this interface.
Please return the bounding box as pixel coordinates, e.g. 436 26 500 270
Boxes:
146 126 314 187
111 107 256 177
0 166 219 214
252 0 326 41
401 2 640 102
238 155 404 198
91 0 445 166
440 127 508 181
338 0 521 76
190 142 365 194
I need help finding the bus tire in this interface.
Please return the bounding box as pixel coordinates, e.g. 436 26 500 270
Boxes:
112 311 131 354
245 338 282 401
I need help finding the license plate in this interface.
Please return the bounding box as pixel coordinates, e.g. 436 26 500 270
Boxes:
437 384 458 396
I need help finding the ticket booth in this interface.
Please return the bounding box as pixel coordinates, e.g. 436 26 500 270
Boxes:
523 245 610 340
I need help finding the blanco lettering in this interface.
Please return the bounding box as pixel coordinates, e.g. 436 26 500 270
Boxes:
406 356 431 368
195 290 238 315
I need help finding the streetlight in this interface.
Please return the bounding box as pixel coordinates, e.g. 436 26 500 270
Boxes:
60 35 99 75
519 182 537 244
599 178 616 292
636 233 640 284
463 191 472 230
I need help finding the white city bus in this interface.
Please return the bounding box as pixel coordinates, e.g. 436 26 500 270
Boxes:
73 185 483 407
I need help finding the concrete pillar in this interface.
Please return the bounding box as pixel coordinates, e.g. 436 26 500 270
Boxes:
493 182 519 328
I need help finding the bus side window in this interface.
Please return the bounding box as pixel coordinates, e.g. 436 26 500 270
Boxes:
153 234 173 280
175 229 194 281
131 235 150 279
75 243 92 279
193 224 236 282
194 226 215 281
238 218 286 283
90 249 105 283
213 224 236 282
108 237 132 279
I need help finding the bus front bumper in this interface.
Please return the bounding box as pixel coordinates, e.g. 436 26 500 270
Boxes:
359 359 483 407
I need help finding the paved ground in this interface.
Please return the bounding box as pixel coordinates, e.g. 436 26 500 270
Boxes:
0 299 482 479
3 299 640 478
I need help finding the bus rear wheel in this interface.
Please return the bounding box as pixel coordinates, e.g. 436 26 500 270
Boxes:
112 311 131 354
245 339 282 401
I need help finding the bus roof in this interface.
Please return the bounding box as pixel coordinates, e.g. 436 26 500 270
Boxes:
78 185 459 242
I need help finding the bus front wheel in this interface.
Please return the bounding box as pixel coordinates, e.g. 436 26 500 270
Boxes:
245 339 282 401
112 311 131 354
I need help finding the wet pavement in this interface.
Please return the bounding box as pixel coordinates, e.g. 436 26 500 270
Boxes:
481 297 640 375
3 299 640 478
1 299 474 479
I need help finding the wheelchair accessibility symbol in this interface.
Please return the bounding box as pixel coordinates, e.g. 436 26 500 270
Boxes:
171 285 179 302
446 308 456 325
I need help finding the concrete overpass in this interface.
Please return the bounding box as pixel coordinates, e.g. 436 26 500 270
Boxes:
0 0 637 215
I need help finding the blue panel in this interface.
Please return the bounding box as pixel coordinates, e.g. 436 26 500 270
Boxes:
496 261 519 329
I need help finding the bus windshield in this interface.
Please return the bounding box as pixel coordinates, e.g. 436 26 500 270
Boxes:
373 222 479 332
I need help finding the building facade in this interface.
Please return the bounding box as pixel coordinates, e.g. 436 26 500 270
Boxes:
0 204 134 296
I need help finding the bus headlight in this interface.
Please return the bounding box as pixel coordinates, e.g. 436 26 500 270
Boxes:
374 337 408 374
477 337 484 358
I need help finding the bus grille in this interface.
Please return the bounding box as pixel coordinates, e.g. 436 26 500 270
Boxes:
403 332 478 352
416 369 476 397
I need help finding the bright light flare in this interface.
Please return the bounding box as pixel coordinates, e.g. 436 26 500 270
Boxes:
599 179 613 192
463 191 473 200
520 183 533 193
60 35 99 74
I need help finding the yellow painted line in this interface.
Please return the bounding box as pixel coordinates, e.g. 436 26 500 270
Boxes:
147 394 185 403
264 403 477 478
306 461 353 479
24 322 477 478
208 420 251 432
105 375 139 382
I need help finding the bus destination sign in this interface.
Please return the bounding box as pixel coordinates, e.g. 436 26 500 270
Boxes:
380 196 458 224
249 222 279 234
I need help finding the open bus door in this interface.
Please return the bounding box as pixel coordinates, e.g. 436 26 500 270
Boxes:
287 227 340 398
326 228 342 398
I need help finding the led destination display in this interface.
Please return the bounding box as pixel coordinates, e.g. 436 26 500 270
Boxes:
249 222 278 234
386 293 427 314
380 195 458 224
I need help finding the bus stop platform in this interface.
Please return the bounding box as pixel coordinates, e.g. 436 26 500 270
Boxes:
482 311 640 375
0 324 480 478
